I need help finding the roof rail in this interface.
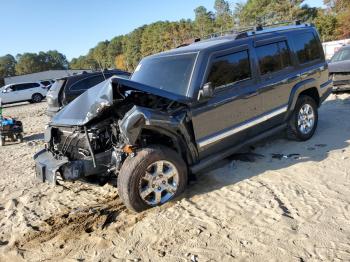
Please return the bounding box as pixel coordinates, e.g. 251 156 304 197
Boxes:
197 20 311 42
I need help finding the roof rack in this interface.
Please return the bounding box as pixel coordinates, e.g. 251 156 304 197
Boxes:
199 20 312 42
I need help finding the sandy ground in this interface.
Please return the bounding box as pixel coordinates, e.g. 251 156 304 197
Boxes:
0 95 349 262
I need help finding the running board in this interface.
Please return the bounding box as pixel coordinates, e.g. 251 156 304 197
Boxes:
190 124 286 174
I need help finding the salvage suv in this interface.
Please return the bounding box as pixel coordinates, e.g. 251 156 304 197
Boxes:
34 23 332 212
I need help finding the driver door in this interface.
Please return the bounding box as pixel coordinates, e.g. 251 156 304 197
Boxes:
191 45 261 159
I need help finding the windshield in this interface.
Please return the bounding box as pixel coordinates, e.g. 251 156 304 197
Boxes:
331 48 350 62
131 53 197 96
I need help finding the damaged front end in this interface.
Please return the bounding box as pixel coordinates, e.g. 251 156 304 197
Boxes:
34 77 195 185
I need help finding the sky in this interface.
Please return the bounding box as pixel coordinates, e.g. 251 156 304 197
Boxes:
0 0 324 61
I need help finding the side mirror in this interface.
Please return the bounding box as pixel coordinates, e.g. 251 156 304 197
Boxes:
200 82 214 99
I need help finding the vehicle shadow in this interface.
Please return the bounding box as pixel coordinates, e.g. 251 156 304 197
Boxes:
2 100 46 109
181 97 350 200
3 102 31 108
24 133 44 142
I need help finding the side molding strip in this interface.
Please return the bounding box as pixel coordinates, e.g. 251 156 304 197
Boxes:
197 105 288 148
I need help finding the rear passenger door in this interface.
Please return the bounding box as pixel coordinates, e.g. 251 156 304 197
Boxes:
254 38 298 128
191 44 261 158
18 83 41 100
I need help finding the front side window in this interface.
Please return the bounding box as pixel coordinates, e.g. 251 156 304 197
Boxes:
206 50 251 88
13 84 28 91
293 32 321 64
256 41 292 75
131 53 197 96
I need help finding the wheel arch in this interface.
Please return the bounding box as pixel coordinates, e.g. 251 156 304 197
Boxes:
286 78 320 119
118 105 198 165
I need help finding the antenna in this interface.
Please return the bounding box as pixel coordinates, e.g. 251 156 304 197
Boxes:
97 60 106 80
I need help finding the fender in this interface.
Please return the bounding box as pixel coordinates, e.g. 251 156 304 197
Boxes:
285 78 319 119
118 105 199 164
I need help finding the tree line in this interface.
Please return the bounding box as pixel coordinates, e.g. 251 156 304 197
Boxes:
0 51 68 86
1 0 349 86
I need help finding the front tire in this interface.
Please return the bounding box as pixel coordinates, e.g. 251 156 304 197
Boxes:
118 146 188 212
287 95 318 141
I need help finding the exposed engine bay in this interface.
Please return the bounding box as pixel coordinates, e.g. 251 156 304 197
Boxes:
35 77 193 184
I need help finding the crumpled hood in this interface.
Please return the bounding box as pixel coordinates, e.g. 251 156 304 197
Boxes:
329 60 350 73
50 77 193 127
51 78 114 126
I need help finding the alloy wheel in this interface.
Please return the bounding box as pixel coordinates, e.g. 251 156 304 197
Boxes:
138 160 179 205
297 104 315 135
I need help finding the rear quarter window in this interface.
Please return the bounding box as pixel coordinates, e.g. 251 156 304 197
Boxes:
256 41 292 75
292 32 321 64
41 81 51 86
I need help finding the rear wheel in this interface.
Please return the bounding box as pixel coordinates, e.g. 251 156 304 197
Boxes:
118 146 188 212
16 134 23 143
0 136 5 147
32 93 43 103
287 95 318 141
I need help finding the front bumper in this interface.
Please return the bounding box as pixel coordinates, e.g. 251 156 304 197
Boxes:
34 149 69 184
34 149 112 184
333 84 350 91
332 75 350 91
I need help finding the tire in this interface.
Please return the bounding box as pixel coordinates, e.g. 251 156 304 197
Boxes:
9 134 15 142
118 146 188 212
32 93 43 103
287 95 318 141
16 134 23 143
0 136 5 147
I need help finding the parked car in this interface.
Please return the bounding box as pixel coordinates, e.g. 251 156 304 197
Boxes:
328 45 350 92
46 70 130 117
34 23 332 212
0 82 47 104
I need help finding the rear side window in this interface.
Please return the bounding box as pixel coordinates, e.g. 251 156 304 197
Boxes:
27 83 40 88
70 75 105 91
207 50 251 88
293 32 321 64
256 41 292 75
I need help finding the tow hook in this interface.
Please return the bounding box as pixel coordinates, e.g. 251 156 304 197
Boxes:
123 145 136 157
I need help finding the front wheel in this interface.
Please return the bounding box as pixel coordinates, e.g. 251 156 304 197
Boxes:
287 95 318 141
118 146 188 212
